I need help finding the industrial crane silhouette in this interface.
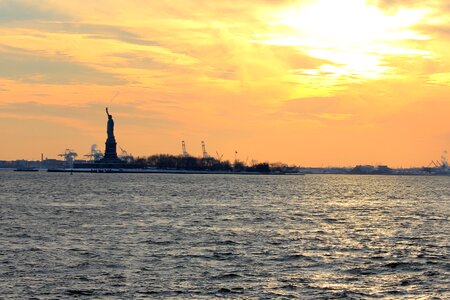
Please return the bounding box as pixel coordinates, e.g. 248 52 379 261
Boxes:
84 144 103 161
441 150 448 168
58 149 78 168
119 147 134 163
427 150 449 169
201 141 210 159
181 140 189 157
216 151 224 161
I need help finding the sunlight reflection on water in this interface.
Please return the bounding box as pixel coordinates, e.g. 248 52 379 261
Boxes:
0 172 448 298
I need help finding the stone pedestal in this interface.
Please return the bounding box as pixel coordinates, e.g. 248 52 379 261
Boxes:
104 137 118 160
99 137 122 163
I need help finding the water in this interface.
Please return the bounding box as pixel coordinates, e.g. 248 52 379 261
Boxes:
1 172 449 299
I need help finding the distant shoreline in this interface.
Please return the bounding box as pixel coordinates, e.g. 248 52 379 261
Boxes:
46 168 304 175
1 168 449 176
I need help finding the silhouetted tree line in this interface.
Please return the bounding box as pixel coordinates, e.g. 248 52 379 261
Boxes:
131 154 286 173
133 154 232 171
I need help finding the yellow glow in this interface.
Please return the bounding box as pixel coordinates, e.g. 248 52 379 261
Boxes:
277 0 424 44
261 0 428 80
427 73 450 86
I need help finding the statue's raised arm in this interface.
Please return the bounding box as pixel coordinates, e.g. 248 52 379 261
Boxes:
105 107 114 139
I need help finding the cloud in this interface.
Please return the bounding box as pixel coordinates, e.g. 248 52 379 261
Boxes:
0 1 158 46
381 54 441 76
427 73 450 86
31 22 159 47
0 0 66 22
368 0 440 11
414 23 450 39
267 46 330 70
111 53 167 70
0 47 125 85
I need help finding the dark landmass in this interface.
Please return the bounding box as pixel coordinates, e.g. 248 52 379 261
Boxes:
1 155 449 175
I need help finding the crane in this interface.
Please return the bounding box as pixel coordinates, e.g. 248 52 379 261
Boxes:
427 150 449 169
181 140 189 157
58 149 78 168
216 151 224 161
201 141 209 158
441 150 448 168
428 160 439 168
84 144 103 161
119 147 133 163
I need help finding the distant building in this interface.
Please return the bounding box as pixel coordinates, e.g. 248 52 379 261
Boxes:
374 165 392 174
42 159 65 169
350 165 392 174
350 165 375 174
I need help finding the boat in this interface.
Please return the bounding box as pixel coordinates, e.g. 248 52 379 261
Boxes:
14 167 39 172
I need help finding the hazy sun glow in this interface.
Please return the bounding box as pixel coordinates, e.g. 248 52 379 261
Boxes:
278 0 425 43
261 0 428 79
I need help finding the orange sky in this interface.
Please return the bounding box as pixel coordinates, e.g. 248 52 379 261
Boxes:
0 0 449 167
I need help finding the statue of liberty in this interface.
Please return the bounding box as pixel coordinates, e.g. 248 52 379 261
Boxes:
102 107 119 161
106 107 115 140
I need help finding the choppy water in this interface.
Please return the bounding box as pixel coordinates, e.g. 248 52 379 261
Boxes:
0 172 449 299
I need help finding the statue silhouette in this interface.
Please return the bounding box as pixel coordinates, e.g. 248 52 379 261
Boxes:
106 107 114 140
102 107 119 161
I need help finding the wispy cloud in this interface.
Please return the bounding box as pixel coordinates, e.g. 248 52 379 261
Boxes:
0 0 67 22
0 46 125 85
25 22 159 47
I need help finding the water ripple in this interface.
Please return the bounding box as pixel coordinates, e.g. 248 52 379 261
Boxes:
0 172 448 298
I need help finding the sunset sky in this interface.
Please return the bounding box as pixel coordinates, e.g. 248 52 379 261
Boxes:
1 0 449 166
